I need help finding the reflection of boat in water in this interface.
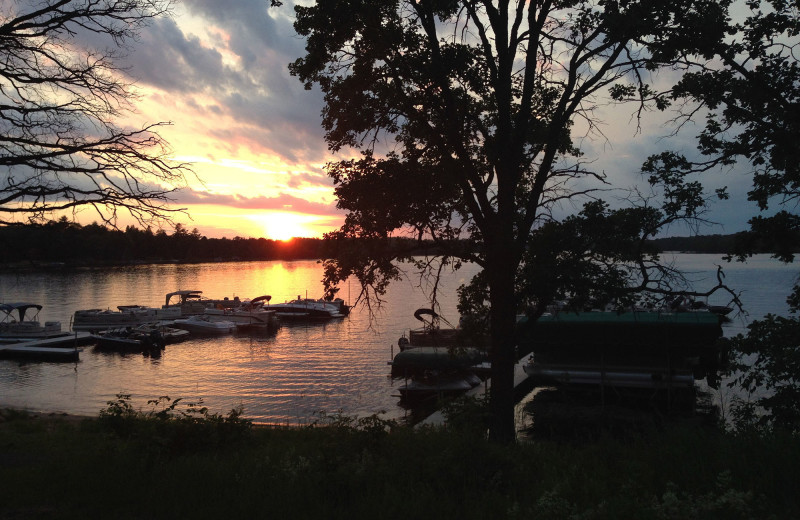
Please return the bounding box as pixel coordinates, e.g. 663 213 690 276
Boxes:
73 305 180 332
173 315 236 335
269 297 346 320
0 303 68 342
162 290 243 317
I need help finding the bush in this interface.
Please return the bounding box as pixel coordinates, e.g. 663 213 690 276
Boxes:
97 393 253 455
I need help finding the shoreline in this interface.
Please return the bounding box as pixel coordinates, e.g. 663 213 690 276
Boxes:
0 406 93 424
0 405 322 430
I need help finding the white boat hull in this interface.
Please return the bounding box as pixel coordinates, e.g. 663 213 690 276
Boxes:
269 299 344 320
73 306 179 332
173 316 236 335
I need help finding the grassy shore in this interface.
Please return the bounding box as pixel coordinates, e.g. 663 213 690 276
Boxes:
1 398 797 520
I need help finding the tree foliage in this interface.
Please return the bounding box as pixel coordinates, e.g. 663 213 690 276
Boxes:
727 314 800 434
632 0 800 257
636 0 800 433
0 0 190 227
291 0 732 441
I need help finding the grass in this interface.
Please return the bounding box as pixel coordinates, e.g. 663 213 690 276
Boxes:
0 398 797 520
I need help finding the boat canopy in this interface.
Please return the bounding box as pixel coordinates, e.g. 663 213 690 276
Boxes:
0 303 43 321
518 310 723 348
164 290 203 305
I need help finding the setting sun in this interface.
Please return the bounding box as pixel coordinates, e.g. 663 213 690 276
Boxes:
251 212 321 241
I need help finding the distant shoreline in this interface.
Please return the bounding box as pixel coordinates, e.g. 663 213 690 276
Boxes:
1 221 797 270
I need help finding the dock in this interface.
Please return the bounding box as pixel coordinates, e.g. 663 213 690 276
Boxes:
0 332 92 362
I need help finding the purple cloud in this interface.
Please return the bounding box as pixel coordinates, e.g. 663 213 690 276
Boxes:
173 189 343 218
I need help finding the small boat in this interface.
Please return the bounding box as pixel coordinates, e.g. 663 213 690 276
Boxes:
173 315 236 335
132 323 190 344
162 290 243 316
669 296 734 316
319 297 351 316
269 296 345 320
92 327 167 353
72 305 180 332
0 303 69 343
397 309 484 351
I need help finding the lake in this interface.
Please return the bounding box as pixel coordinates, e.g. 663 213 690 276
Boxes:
0 254 796 423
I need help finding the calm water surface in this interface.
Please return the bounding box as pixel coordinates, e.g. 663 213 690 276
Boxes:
0 254 796 423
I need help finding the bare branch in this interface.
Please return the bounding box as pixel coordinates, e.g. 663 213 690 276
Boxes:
0 0 190 228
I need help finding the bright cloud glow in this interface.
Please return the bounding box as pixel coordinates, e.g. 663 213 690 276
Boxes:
90 0 758 240
249 212 324 241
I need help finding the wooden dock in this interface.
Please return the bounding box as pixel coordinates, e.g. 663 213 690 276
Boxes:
0 332 92 362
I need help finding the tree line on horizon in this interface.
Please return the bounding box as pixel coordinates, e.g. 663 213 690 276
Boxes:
1 219 795 267
0 220 326 266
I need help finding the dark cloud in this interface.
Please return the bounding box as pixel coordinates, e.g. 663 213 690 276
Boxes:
122 17 234 93
174 189 342 217
118 1 328 165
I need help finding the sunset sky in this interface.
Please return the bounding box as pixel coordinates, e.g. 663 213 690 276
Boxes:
107 0 760 240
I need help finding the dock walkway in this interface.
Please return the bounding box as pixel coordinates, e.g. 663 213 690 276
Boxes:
0 332 91 362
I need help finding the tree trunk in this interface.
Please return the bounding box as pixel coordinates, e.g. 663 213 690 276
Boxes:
486 244 519 443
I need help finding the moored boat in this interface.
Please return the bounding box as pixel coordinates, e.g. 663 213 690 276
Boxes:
163 290 243 316
0 303 69 343
92 327 166 353
204 295 279 332
173 315 236 335
517 310 725 390
269 297 345 320
132 323 190 344
390 346 487 378
667 296 734 317
397 308 486 351
72 305 180 332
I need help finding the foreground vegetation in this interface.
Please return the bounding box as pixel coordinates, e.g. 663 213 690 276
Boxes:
0 396 797 519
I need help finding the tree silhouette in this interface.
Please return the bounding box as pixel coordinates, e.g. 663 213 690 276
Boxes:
653 0 800 433
0 0 191 227
291 0 731 441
